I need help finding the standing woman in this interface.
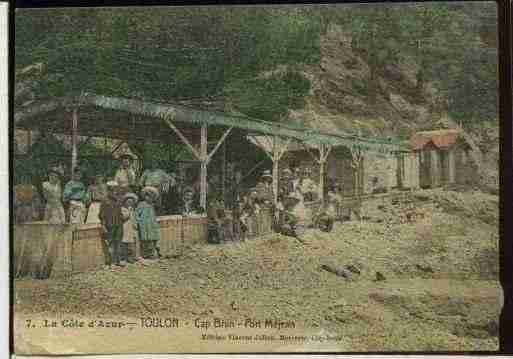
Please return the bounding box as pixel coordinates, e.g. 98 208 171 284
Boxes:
63 168 89 224
86 174 108 224
42 167 65 224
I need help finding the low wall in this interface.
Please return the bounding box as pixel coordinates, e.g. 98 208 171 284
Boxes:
13 222 74 279
13 215 208 279
244 208 274 238
158 215 208 256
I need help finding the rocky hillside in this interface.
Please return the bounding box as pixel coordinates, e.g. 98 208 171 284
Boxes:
288 24 441 137
288 24 498 189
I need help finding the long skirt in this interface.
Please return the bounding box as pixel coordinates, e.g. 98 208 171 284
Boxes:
44 203 65 224
86 202 101 224
69 200 86 224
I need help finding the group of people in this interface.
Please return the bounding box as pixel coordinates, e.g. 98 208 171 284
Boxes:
15 153 344 262
15 154 200 268
207 165 340 243
37 161 163 267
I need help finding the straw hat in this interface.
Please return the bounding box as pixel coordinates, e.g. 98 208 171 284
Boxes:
183 186 194 195
141 186 159 199
123 192 139 202
261 169 272 179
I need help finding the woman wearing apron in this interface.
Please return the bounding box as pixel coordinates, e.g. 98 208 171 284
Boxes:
42 167 65 224
86 174 108 224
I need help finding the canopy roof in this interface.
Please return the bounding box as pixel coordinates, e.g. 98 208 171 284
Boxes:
15 93 407 155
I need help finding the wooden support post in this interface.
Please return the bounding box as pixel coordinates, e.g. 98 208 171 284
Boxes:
71 108 78 176
271 136 291 209
317 144 332 204
272 149 279 207
222 141 226 204
351 147 363 197
200 124 208 210
27 130 32 155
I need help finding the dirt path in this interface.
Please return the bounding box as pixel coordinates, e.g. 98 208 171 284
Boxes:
14 190 501 353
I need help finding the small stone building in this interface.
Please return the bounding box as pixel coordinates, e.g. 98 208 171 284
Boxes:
410 129 475 188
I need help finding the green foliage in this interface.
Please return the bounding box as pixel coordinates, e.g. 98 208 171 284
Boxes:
15 6 321 123
225 70 311 121
15 4 498 130
14 135 119 186
137 142 184 173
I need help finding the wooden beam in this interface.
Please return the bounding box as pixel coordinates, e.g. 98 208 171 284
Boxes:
317 144 332 203
271 136 283 208
110 140 125 155
71 108 78 175
163 118 201 161
200 124 208 209
241 159 266 183
206 126 233 164
78 136 93 148
276 138 292 162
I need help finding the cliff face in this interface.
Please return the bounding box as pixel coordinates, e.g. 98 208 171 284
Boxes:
287 24 498 190
289 24 444 137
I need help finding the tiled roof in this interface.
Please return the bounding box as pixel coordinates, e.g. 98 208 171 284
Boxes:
410 129 460 150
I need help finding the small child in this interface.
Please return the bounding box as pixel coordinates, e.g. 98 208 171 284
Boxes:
121 192 140 264
135 186 161 259
99 181 123 268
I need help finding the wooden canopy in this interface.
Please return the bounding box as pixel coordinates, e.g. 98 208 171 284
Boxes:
15 92 407 208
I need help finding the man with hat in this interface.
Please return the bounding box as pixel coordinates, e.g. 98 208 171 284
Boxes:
41 166 66 224
299 166 318 202
114 153 137 194
135 186 161 259
99 180 124 268
255 169 274 206
63 168 89 224
280 168 294 197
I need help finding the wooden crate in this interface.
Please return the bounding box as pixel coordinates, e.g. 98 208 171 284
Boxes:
71 223 106 274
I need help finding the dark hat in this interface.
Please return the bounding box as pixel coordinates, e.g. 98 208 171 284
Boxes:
48 166 64 176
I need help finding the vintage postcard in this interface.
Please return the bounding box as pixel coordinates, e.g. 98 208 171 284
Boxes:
12 2 501 354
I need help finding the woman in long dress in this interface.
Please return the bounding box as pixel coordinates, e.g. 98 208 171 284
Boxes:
86 174 108 224
42 168 65 224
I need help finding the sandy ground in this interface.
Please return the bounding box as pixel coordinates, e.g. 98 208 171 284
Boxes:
13 189 501 353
